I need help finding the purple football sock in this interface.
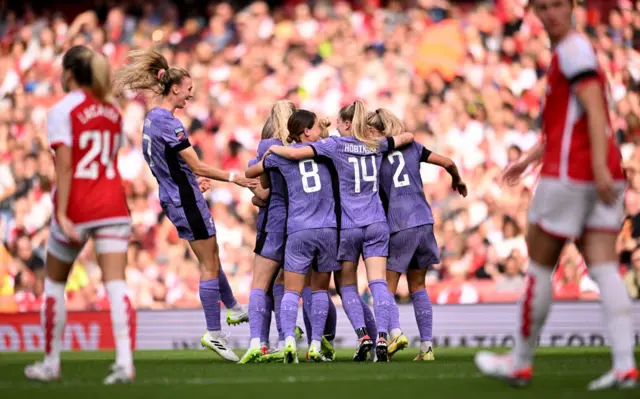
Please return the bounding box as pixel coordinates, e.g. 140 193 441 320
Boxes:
389 291 401 332
369 279 391 334
302 286 313 344
218 269 237 309
262 294 273 344
281 290 301 338
360 296 377 343
273 283 285 341
411 289 433 341
340 284 365 330
324 294 337 340
199 278 221 332
311 290 329 342
249 288 267 340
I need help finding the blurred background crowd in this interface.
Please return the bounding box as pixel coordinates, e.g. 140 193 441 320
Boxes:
1 0 640 313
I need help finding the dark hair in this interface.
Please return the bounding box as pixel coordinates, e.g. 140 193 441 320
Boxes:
114 49 190 97
286 110 317 143
62 45 111 100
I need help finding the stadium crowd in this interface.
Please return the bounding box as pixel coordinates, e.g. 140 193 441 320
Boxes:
1 0 640 313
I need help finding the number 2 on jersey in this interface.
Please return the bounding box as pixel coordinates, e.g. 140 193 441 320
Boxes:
348 155 377 193
142 134 154 167
387 151 410 188
75 130 120 180
300 160 321 193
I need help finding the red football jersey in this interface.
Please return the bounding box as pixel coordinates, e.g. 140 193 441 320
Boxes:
540 32 624 183
47 90 130 226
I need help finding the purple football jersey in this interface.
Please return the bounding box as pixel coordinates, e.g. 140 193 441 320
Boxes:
263 143 337 234
379 141 434 233
310 136 392 229
142 107 203 207
248 156 266 231
256 139 287 233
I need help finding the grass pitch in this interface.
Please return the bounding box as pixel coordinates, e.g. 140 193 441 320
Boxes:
1 347 638 399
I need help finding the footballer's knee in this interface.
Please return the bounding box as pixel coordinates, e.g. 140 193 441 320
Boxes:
407 269 427 293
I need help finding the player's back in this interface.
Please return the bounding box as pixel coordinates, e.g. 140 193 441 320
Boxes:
257 138 287 233
142 107 202 207
541 32 624 183
379 142 433 233
47 90 129 226
264 144 337 234
312 136 387 229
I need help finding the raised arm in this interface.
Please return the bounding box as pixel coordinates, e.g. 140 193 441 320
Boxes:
252 196 267 207
521 140 544 167
422 149 467 197
179 146 257 188
260 173 271 190
251 185 270 201
268 145 315 161
245 161 265 179
389 132 415 150
502 140 544 185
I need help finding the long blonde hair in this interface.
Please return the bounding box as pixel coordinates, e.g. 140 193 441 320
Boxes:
61 45 112 101
318 118 331 139
367 108 404 137
270 100 296 146
114 49 190 97
339 100 378 148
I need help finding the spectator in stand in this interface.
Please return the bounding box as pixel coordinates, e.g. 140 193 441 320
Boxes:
495 253 525 293
13 270 41 313
437 259 480 305
625 246 640 299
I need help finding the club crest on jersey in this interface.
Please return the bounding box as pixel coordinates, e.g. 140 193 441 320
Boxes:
175 127 186 141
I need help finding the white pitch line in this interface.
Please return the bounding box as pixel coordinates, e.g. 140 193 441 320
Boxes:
1 370 599 390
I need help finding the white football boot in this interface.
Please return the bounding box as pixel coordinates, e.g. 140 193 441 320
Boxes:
201 331 240 362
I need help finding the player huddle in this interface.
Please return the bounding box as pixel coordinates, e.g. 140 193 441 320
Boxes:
239 101 466 364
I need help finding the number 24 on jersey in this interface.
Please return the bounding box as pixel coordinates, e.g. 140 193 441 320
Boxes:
75 130 120 180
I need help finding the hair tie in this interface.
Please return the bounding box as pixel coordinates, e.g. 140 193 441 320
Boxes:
157 69 166 79
376 109 380 114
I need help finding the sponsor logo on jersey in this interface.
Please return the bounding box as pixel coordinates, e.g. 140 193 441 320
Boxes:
175 127 185 141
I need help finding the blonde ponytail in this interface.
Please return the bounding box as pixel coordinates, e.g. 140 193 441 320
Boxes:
89 52 112 101
318 118 331 139
367 108 404 137
350 100 378 149
270 100 296 146
114 49 189 97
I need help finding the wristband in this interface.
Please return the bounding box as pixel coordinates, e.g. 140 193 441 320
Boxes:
229 171 236 183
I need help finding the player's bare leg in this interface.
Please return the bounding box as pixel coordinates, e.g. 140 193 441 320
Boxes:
281 271 306 364
407 268 433 361
364 256 395 362
475 224 565 386
191 236 239 362
100 250 135 385
24 253 73 382
578 232 638 390
241 255 280 363
385 270 407 359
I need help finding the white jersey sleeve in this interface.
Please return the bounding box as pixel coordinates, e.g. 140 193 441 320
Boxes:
46 91 86 149
46 106 72 149
557 33 598 84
